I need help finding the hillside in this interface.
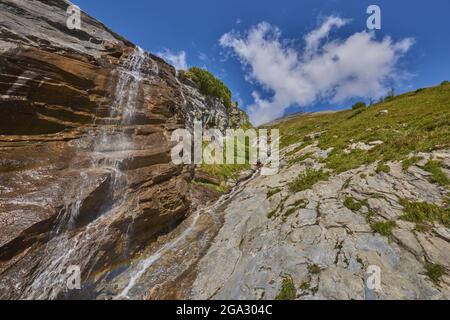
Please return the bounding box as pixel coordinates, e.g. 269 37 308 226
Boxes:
185 83 450 300
276 82 450 174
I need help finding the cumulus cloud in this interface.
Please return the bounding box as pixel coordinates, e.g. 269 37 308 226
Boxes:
220 17 414 125
157 49 188 70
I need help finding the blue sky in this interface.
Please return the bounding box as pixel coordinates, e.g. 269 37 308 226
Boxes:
73 0 450 124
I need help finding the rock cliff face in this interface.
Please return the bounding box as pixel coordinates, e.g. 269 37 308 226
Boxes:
0 0 245 299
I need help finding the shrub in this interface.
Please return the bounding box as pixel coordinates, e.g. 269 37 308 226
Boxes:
288 168 330 193
400 199 449 227
376 162 391 174
383 88 396 102
284 199 308 217
402 156 423 171
352 102 367 111
275 276 296 300
308 264 321 274
425 263 446 283
441 80 450 86
344 197 364 212
371 220 396 236
185 67 232 108
423 161 449 187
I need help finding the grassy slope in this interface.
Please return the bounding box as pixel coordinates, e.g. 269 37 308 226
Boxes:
273 83 450 174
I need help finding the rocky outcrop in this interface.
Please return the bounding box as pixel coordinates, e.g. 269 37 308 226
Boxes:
189 146 450 300
0 0 248 299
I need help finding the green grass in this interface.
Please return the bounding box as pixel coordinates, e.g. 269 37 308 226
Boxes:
267 187 283 199
184 67 232 108
269 83 450 174
299 281 310 291
402 156 423 171
400 199 450 227
285 144 306 158
284 199 308 217
352 102 367 111
425 263 446 283
192 180 228 194
344 197 366 212
275 276 296 300
371 220 396 236
288 168 330 193
423 160 449 187
376 162 391 174
288 152 315 166
200 135 252 183
308 264 321 275
267 196 288 219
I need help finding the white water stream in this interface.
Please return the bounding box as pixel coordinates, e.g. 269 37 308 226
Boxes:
23 47 151 299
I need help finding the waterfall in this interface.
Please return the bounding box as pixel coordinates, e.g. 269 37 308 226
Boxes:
23 47 149 299
56 47 146 232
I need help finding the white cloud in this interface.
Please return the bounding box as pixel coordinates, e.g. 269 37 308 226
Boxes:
220 17 414 125
157 49 188 71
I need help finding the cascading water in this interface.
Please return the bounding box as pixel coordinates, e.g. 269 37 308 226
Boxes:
56 47 146 232
22 47 152 299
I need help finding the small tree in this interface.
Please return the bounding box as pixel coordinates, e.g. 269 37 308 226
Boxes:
384 88 395 102
185 67 233 108
352 102 367 111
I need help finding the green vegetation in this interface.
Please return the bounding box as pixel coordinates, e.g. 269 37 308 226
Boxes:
267 187 283 199
376 162 391 174
200 133 252 183
285 144 306 158
371 220 396 236
192 180 228 194
288 152 314 166
270 83 450 174
402 156 423 171
441 80 450 86
308 264 321 275
423 160 449 187
299 281 310 291
284 199 308 217
400 199 449 227
275 276 296 300
349 102 368 118
352 102 367 111
185 67 232 108
201 162 250 182
425 263 447 283
414 223 431 233
383 88 396 103
267 196 288 219
288 168 330 193
344 197 366 212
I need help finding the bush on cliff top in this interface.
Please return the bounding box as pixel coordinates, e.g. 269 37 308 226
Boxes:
185 67 232 108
